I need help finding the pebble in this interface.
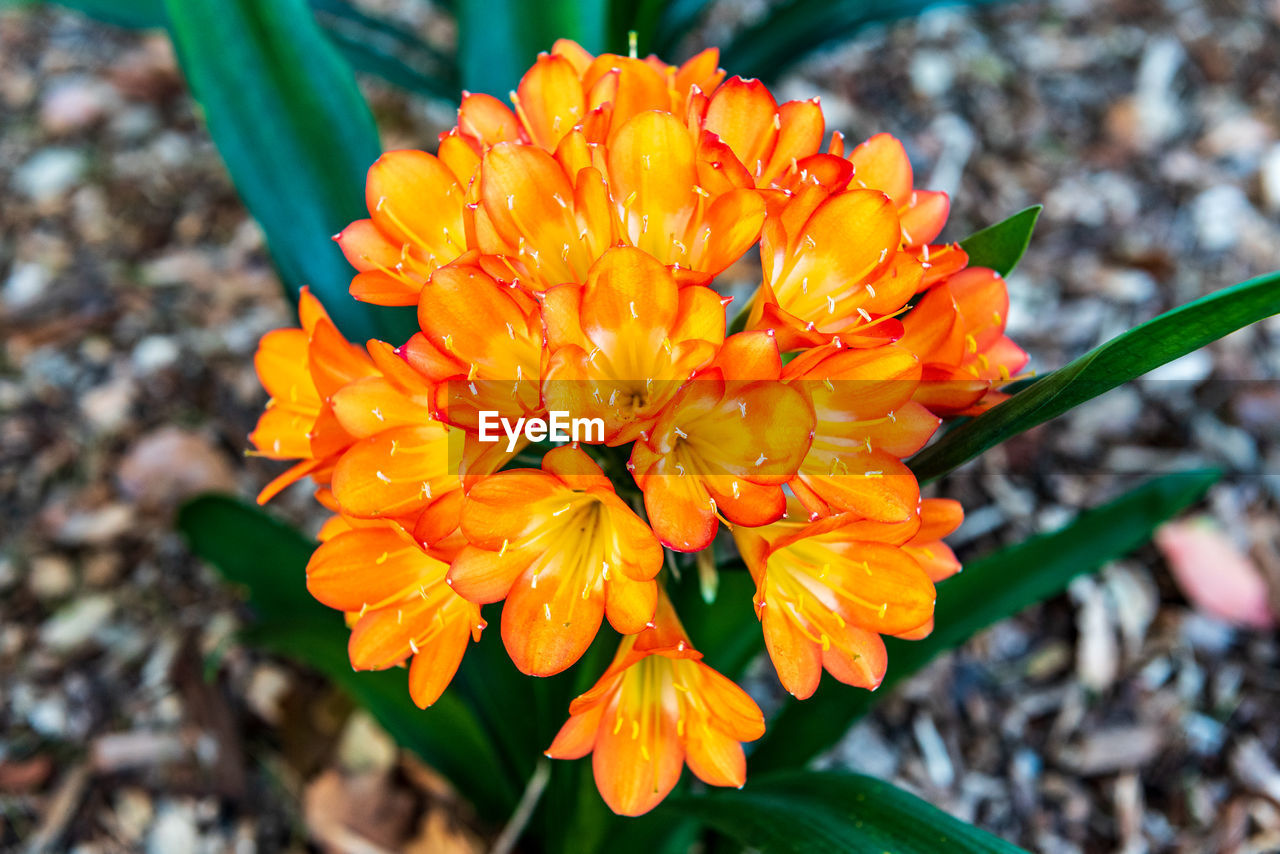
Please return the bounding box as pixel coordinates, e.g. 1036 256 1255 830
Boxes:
1191 185 1255 251
1057 725 1163 774
39 77 119 134
53 503 135 546
28 553 76 600
130 335 180 374
147 803 200 854
337 711 398 775
1262 142 1280 214
117 427 237 506
245 665 291 726
79 376 136 434
39 594 115 651
13 147 88 203
2 261 51 309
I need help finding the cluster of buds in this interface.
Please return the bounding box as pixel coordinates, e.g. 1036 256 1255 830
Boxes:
249 40 1026 816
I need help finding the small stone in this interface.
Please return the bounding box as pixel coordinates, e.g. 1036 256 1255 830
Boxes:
117 427 237 507
1192 185 1255 252
147 804 200 854
245 665 291 726
39 77 119 134
13 148 87 203
79 377 136 434
1058 726 1163 774
28 554 76 600
39 595 114 651
910 53 954 98
3 262 51 309
131 335 180 374
53 504 135 546
337 711 398 775
1262 142 1280 215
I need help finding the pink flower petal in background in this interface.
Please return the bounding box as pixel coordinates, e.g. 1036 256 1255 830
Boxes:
1155 517 1276 631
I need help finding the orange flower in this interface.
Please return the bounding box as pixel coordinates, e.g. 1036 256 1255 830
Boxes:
454 40 724 154
335 150 471 306
307 514 485 708
249 288 376 502
744 186 921 351
899 266 1029 415
693 76 825 189
630 331 815 551
542 246 724 445
734 503 937 699
545 593 765 816
468 113 767 292
447 446 663 677
782 342 938 522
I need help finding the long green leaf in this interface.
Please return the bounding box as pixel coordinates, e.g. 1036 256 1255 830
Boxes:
720 0 1010 82
41 0 460 103
749 468 1220 772
455 0 607 96
910 270 1280 483
176 495 518 822
669 770 1026 853
163 0 414 343
959 205 1041 276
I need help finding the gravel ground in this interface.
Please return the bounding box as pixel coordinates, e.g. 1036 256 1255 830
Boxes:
2 1 1279 852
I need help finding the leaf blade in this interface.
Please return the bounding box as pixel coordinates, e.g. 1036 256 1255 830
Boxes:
162 0 414 343
958 205 1041 276
176 495 518 821
668 770 1027 853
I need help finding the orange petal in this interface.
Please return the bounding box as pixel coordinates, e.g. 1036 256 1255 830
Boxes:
683 724 747 789
307 525 442 612
407 617 473 708
514 54 585 151
331 423 458 518
545 700 606 760
592 689 683 816
703 76 779 179
849 133 912 206
761 605 822 699
502 562 605 676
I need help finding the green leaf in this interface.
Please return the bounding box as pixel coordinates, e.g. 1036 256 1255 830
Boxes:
909 269 1280 484
668 770 1027 853
653 0 718 55
309 0 460 102
958 205 1041 276
455 0 608 96
720 0 1012 83
176 495 518 821
163 0 414 343
749 468 1220 772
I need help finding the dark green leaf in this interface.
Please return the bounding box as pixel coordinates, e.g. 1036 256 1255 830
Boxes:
455 0 608 96
958 205 1041 276
909 269 1280 483
309 0 460 102
653 0 718 55
163 0 415 343
176 495 517 821
668 770 1027 853
750 468 1220 771
720 0 1011 82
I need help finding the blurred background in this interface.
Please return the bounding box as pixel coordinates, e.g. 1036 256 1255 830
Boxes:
2 0 1279 851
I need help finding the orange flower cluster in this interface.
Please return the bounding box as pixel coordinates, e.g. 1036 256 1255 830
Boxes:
250 41 1026 816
